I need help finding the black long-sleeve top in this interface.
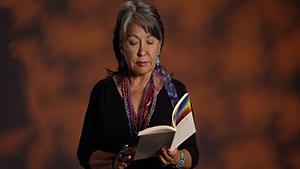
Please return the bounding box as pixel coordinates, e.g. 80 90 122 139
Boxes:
77 76 199 169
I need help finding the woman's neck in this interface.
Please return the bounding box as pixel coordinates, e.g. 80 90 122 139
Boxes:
128 74 152 91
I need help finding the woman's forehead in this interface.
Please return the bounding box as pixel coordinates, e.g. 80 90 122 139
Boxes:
125 21 152 38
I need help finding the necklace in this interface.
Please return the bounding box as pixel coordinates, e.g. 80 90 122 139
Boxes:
122 74 157 138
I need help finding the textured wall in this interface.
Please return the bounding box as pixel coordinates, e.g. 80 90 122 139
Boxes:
0 0 300 169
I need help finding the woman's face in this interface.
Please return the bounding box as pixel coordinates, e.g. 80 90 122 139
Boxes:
121 21 161 77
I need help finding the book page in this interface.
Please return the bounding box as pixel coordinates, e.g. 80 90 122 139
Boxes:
134 131 175 160
170 112 196 150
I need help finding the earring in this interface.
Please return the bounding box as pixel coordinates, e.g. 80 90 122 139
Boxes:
120 57 125 68
156 53 160 66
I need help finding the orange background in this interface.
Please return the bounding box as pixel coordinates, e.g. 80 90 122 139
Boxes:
1 0 300 169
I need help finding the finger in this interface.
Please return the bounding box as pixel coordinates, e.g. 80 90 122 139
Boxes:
118 146 133 161
121 161 128 168
166 149 177 158
161 148 173 162
122 155 132 162
114 156 129 169
118 152 131 161
116 161 127 169
157 153 169 166
157 149 171 166
114 161 124 169
122 155 132 168
117 166 124 169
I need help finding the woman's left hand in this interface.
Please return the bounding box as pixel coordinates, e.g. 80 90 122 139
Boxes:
114 145 133 169
157 148 181 167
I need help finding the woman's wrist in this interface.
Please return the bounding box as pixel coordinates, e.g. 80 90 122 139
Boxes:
172 151 185 168
112 155 116 169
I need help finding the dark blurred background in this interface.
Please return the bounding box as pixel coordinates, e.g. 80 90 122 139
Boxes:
1 0 300 169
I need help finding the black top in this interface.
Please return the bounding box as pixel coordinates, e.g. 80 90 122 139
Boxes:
77 76 199 169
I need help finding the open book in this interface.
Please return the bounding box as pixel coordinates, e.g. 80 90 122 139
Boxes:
132 93 196 161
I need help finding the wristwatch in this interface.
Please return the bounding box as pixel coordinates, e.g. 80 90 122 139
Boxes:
173 152 185 168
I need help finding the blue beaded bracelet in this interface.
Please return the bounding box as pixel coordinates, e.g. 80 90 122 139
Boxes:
173 152 185 168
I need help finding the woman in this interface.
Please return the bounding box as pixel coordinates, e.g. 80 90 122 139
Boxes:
77 0 199 168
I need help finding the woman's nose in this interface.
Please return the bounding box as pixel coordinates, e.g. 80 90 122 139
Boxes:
137 42 146 56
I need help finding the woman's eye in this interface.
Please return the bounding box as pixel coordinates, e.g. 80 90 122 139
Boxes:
147 41 154 45
129 41 138 45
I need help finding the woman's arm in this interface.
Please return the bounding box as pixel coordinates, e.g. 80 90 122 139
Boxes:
180 149 193 169
89 150 115 169
89 149 133 169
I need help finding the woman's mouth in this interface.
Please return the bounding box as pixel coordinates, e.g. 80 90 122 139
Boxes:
136 61 148 66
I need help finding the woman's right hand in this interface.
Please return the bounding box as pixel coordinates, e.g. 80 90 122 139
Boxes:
113 145 133 169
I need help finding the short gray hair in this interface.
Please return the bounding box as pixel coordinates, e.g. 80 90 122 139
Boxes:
111 0 164 75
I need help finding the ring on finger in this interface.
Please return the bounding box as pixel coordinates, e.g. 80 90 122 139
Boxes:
118 144 130 160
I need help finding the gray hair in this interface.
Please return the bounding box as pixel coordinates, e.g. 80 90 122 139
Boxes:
110 0 164 75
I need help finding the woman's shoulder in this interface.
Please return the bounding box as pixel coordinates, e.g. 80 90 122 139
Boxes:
95 76 114 86
171 78 186 89
91 76 115 92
